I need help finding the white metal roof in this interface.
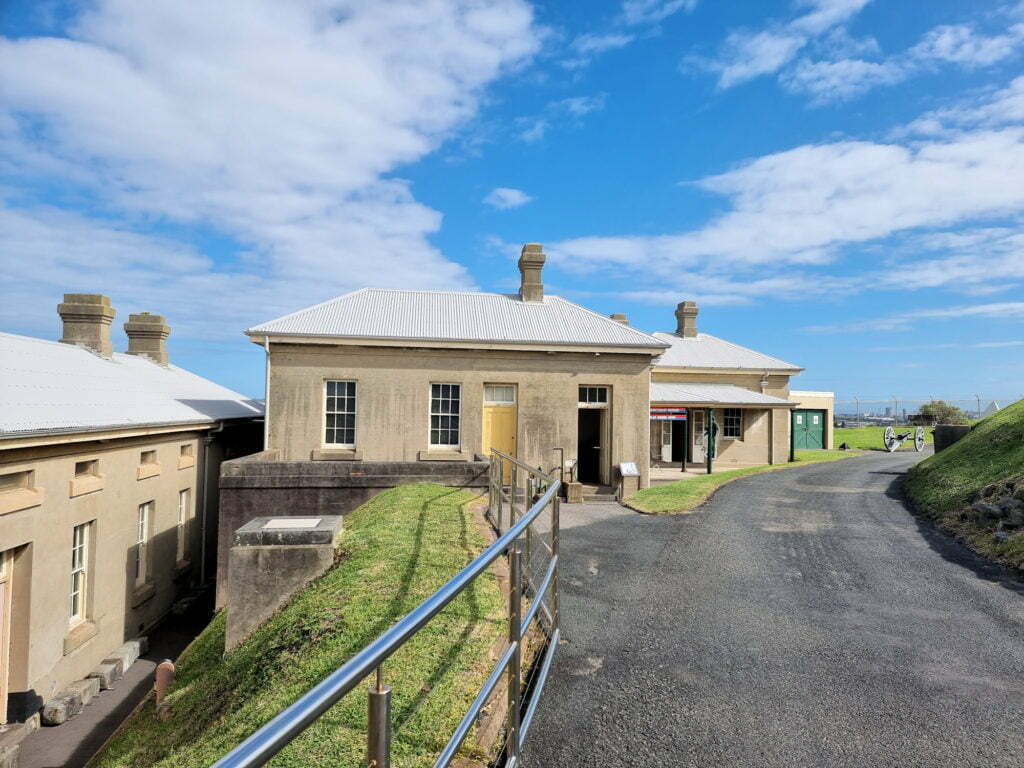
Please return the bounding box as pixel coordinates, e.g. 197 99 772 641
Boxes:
652 332 802 371
248 288 668 350
0 332 263 438
651 381 796 407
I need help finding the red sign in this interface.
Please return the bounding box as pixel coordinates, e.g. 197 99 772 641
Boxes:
651 407 687 421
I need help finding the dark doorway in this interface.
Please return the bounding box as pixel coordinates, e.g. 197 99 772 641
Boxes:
670 419 687 463
577 409 602 483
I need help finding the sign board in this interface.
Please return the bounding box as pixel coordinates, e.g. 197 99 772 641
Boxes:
651 407 688 421
619 462 640 477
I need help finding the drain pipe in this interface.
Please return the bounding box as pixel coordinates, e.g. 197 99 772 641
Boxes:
263 336 270 450
200 420 226 584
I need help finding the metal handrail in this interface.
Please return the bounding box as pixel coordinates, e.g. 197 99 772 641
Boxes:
214 456 560 768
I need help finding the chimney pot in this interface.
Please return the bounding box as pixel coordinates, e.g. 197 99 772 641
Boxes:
58 293 116 358
124 312 171 366
518 242 546 302
675 301 698 337
609 313 629 326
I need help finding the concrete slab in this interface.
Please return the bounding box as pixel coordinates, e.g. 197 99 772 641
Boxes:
233 515 342 547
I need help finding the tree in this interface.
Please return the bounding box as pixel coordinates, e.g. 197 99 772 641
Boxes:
918 400 969 425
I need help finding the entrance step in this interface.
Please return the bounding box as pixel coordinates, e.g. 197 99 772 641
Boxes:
580 485 618 503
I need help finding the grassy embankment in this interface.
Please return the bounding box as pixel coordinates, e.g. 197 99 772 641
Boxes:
92 484 504 768
834 425 935 451
905 400 1024 570
626 449 860 514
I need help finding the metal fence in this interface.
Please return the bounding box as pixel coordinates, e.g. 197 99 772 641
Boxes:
213 450 560 768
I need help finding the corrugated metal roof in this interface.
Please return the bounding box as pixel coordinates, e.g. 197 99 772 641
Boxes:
651 381 796 406
248 288 668 350
652 332 802 371
0 332 263 438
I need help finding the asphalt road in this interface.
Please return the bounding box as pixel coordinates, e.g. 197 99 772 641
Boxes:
522 451 1024 768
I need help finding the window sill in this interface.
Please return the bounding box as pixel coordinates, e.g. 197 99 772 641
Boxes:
418 450 468 462
177 455 195 470
136 464 161 481
63 620 98 656
69 474 104 498
130 582 156 608
0 487 45 515
311 448 362 461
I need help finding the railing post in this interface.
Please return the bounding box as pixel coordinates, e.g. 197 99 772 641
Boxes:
367 666 391 768
510 464 519 526
507 542 522 765
551 494 560 632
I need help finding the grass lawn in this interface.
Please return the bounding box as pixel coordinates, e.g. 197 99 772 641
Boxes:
834 425 935 451
625 450 861 514
92 484 504 768
905 400 1024 570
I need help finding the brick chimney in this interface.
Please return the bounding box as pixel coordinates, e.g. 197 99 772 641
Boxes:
124 312 171 366
609 313 629 326
674 301 698 337
58 294 116 358
518 243 545 302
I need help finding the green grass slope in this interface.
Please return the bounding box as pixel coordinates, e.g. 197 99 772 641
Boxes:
834 425 934 451
905 400 1024 569
92 484 503 768
626 450 860 514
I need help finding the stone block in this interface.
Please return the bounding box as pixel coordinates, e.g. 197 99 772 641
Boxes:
104 647 133 673
999 497 1024 516
88 660 122 690
65 677 101 706
566 482 583 504
113 637 147 669
971 501 1002 522
41 692 84 726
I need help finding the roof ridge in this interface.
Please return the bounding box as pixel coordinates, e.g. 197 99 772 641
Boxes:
246 287 371 333
548 296 668 346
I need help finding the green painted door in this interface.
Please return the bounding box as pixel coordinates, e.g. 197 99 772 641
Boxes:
793 409 825 450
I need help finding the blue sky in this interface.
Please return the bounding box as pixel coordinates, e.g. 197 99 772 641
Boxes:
2 0 1023 410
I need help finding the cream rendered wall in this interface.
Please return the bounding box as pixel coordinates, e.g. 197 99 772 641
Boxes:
266 343 655 488
0 432 204 704
651 369 794 465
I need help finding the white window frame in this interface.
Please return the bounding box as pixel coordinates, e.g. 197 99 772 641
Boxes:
69 523 89 624
176 489 191 562
723 408 743 439
135 502 152 588
484 384 516 405
429 383 462 449
578 386 609 408
324 380 357 448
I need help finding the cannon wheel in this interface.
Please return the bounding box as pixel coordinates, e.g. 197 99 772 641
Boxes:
914 426 926 452
884 425 898 452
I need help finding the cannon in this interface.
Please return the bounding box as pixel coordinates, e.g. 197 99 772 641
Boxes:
883 425 926 453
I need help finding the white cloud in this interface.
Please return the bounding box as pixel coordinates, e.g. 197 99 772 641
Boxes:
900 76 1024 136
807 302 1024 333
571 33 635 55
0 0 539 338
515 93 606 142
698 0 871 88
911 23 1024 67
621 0 698 26
483 187 533 209
781 57 904 101
553 94 608 116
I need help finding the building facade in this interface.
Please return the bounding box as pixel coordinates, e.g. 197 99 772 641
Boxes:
0 295 261 726
249 244 667 490
648 302 802 468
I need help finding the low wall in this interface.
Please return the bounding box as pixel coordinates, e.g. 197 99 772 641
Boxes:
933 424 972 453
216 451 489 607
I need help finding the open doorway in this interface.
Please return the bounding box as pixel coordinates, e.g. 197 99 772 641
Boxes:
577 408 603 483
670 419 687 463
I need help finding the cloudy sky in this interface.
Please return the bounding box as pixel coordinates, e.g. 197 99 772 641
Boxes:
2 0 1023 406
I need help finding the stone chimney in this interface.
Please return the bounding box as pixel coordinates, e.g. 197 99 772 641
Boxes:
518 242 546 302
124 312 171 366
609 313 629 326
58 294 116 358
674 301 698 337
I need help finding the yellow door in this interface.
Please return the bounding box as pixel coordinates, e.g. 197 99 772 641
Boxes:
483 404 517 481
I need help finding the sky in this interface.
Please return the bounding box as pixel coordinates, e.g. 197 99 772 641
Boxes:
2 0 1023 407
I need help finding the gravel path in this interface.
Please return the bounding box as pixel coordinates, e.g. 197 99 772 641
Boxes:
522 451 1024 768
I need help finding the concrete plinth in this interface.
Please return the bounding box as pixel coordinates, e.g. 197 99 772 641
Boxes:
934 424 971 453
225 515 344 652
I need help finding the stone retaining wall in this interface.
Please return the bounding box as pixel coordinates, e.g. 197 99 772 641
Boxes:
216 452 489 606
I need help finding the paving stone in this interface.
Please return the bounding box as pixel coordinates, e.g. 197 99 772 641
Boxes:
65 677 101 706
0 744 19 768
87 660 122 690
41 692 83 726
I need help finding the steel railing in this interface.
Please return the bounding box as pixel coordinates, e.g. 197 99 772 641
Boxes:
213 449 560 768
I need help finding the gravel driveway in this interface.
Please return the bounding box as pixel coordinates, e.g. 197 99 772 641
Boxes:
522 451 1024 767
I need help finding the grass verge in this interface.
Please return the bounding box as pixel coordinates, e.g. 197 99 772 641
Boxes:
625 450 861 514
905 400 1024 571
834 425 934 451
91 484 504 768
